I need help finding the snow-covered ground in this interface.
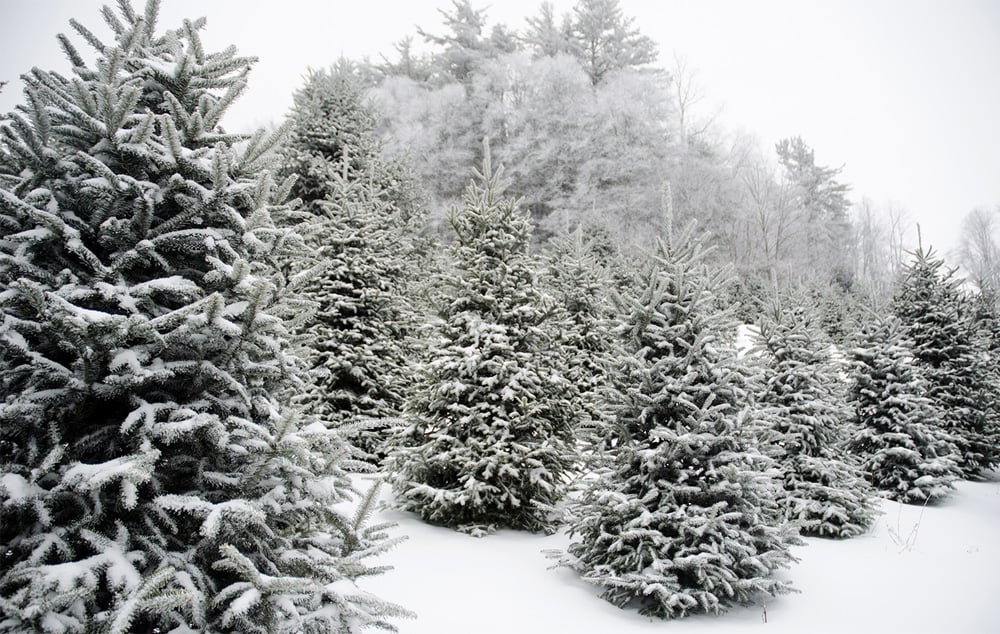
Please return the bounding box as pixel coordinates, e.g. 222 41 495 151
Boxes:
361 472 1000 633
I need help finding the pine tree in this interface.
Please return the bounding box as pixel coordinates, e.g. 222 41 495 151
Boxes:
566 0 658 85
775 136 852 286
892 245 997 478
846 316 960 504
386 142 577 535
278 65 424 463
753 299 877 538
0 3 407 631
554 226 798 619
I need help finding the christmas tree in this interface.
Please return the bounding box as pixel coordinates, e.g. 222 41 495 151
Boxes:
540 226 616 451
554 226 798 619
0 2 407 631
846 316 960 503
892 245 997 478
969 290 1000 468
386 141 577 535
752 298 877 538
279 64 425 463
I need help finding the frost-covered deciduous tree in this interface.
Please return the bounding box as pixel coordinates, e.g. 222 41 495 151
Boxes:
956 206 1000 295
752 300 877 538
387 142 577 535
279 65 424 463
846 317 960 504
473 51 591 231
369 76 478 215
892 245 998 478
0 2 407 631
555 226 799 619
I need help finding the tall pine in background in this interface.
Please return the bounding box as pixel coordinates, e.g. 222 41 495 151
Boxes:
846 316 960 503
279 64 425 462
387 142 577 535
554 226 798 619
752 298 876 538
0 2 407 631
892 245 998 478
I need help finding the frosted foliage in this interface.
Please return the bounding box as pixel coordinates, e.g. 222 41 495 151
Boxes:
892 246 999 478
387 145 577 534
846 317 960 504
540 227 617 444
752 302 877 538
278 67 422 462
556 226 799 619
0 2 406 632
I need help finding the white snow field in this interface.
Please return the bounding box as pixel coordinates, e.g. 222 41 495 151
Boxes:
361 472 1000 634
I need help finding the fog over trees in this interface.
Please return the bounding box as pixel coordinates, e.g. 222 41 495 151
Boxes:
1 1 997 631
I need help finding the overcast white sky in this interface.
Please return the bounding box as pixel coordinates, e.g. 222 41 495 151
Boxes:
2 0 998 256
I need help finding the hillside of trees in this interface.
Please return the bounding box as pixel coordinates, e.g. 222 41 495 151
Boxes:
0 1 997 632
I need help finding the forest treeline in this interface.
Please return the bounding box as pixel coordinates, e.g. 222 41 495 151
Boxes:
346 0 914 307
1 0 998 632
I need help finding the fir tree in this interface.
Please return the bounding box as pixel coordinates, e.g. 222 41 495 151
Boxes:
279 65 425 463
540 227 616 450
846 316 960 504
0 3 407 631
892 245 997 478
554 226 798 619
968 290 1000 469
752 298 877 538
386 141 577 535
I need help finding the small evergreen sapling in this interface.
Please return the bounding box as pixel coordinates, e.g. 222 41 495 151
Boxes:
752 299 877 538
554 226 799 619
0 2 407 631
387 141 578 535
846 316 960 504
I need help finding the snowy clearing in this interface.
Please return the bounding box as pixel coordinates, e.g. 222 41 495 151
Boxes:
362 472 1000 634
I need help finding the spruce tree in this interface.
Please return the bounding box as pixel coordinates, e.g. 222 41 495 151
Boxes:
753 299 877 538
846 316 960 504
0 3 407 631
540 227 616 450
892 245 997 478
969 290 1000 467
386 142 577 535
279 65 424 462
554 226 798 619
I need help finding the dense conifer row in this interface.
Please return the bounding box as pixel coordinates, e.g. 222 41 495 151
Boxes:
1 0 996 630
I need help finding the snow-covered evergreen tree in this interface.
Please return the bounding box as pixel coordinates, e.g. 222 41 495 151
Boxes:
554 226 798 619
386 142 577 535
540 226 616 449
0 3 407 631
892 245 997 478
846 316 960 504
753 299 877 538
279 65 425 463
969 290 1000 466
